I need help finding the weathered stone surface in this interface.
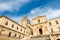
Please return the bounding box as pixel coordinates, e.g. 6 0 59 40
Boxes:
21 35 50 40
0 36 20 40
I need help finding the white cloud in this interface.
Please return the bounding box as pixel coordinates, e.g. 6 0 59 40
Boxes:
44 8 60 19
10 7 60 23
0 0 30 12
9 7 60 23
0 3 11 11
27 7 60 21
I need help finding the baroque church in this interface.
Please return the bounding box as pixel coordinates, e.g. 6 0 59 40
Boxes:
0 15 60 40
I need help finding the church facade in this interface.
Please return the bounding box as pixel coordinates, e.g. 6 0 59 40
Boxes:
32 16 60 40
0 15 60 40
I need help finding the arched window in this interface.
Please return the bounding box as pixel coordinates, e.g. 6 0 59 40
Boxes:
39 28 42 34
57 39 60 40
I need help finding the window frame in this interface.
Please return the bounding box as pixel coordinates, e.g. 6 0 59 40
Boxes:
8 32 11 37
49 22 52 25
12 24 14 28
56 20 59 24
5 21 8 25
38 19 40 23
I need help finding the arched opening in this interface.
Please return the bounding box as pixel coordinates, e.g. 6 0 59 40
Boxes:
39 29 42 34
57 39 60 40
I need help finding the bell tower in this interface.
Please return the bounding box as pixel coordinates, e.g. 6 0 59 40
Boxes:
20 16 33 35
20 16 30 28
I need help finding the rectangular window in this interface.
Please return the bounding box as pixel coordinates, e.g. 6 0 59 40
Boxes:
8 32 11 37
51 28 53 33
38 19 40 23
5 21 8 25
17 26 18 30
12 24 14 28
56 20 59 24
49 22 51 25
23 36 24 38
31 31 33 35
19 35 21 39
21 28 22 31
14 34 17 38
24 30 25 33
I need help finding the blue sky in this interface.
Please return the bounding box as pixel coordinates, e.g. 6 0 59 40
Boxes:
0 0 60 22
